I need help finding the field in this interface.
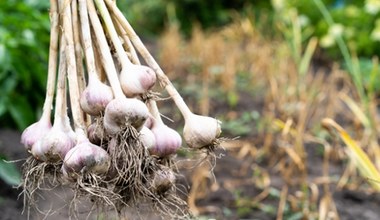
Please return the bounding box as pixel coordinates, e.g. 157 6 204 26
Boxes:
1 2 380 219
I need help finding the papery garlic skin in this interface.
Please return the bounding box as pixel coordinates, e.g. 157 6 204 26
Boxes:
21 118 52 151
183 114 221 149
119 64 156 97
80 78 114 116
62 141 110 180
103 97 149 135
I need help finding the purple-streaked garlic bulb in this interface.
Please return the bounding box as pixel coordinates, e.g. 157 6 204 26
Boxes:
31 117 76 162
149 119 182 157
80 77 114 116
62 141 111 180
21 116 52 151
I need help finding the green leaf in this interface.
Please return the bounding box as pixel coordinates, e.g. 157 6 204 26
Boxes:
0 159 21 186
287 212 304 220
0 97 8 117
322 118 380 191
227 91 239 108
8 95 35 130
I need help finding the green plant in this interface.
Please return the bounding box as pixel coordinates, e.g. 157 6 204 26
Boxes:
312 0 365 99
276 0 380 58
345 57 380 95
221 111 259 137
118 0 272 35
0 155 21 186
0 0 50 130
272 0 380 96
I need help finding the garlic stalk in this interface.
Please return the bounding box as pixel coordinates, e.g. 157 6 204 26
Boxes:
71 0 91 125
111 11 179 156
21 0 59 150
104 0 190 118
86 0 123 99
91 30 106 82
78 0 113 116
94 0 156 98
113 17 140 65
61 1 111 178
71 0 86 95
87 0 148 134
31 36 75 162
147 100 182 157
104 0 222 149
61 0 85 133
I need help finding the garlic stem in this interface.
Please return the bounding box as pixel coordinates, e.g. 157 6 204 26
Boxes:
78 0 100 82
104 0 193 120
93 0 132 71
120 22 161 125
124 33 140 65
54 35 67 125
113 17 140 65
91 29 106 82
61 0 86 131
86 0 124 98
41 0 60 122
57 35 74 136
147 100 164 125
71 0 86 94
71 0 90 126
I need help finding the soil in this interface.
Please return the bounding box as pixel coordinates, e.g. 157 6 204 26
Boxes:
1 128 380 220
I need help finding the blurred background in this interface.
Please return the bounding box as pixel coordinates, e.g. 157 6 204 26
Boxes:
1 0 380 219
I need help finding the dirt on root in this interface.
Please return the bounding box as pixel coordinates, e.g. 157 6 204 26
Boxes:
1 128 380 220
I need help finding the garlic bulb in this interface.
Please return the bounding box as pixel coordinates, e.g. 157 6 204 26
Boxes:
78 0 114 116
21 116 52 151
149 119 182 157
139 126 156 151
183 114 221 149
119 64 156 97
62 141 111 180
80 77 114 116
31 117 76 162
103 97 149 135
151 167 176 195
87 122 106 145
